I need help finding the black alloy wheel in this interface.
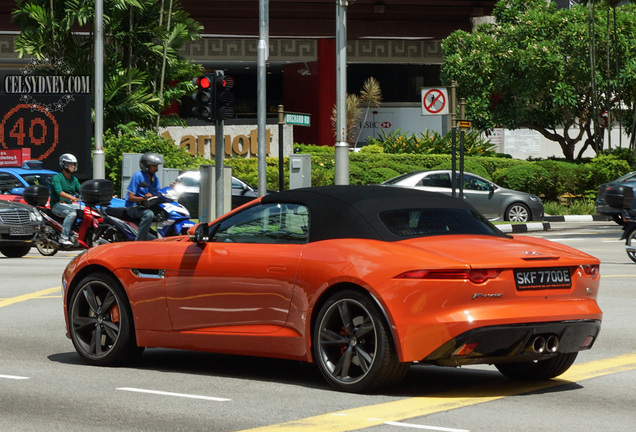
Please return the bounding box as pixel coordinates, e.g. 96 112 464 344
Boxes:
69 273 143 366
313 289 408 393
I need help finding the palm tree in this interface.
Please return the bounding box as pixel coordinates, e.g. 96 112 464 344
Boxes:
12 0 203 130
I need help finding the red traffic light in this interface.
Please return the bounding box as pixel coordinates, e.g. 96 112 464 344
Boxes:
219 76 234 89
198 76 212 88
194 75 212 89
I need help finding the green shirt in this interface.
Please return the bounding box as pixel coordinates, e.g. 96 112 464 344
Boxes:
50 172 81 206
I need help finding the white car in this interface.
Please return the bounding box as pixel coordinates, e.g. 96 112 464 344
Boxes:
173 171 260 216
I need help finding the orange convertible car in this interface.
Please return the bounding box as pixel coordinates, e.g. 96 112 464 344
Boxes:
62 185 602 392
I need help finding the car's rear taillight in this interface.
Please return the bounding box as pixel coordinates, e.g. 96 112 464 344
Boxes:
581 264 600 277
396 269 501 284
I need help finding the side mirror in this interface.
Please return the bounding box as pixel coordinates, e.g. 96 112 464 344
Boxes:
189 223 210 243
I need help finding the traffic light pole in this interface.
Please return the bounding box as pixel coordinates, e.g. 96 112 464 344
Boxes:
215 118 224 218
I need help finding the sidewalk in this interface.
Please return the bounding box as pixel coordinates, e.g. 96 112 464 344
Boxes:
496 215 612 233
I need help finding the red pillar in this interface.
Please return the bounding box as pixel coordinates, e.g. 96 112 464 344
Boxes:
283 39 336 147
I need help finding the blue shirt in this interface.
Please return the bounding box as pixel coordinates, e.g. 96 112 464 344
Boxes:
125 171 160 207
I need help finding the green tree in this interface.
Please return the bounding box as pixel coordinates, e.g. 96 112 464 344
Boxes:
12 0 203 130
441 0 636 160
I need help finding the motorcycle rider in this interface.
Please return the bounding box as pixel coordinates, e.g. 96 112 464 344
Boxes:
125 152 163 241
50 153 81 246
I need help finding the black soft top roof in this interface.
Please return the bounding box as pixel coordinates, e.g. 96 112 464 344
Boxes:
260 185 485 242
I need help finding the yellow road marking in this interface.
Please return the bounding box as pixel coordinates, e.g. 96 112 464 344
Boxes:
0 287 60 308
239 352 636 432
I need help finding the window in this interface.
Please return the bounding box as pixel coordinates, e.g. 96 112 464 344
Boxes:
462 175 491 191
380 208 501 238
0 173 22 194
420 173 451 188
212 203 309 244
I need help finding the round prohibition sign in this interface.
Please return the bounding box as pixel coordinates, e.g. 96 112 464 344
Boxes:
423 89 446 114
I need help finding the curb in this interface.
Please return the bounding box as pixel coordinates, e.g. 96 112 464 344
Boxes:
497 222 551 234
543 215 612 222
497 214 613 234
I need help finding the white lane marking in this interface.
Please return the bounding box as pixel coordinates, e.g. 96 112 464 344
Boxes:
117 387 230 402
384 421 470 431
0 375 29 380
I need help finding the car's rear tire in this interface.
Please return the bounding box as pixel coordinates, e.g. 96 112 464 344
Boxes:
0 245 32 258
68 272 143 366
505 203 530 222
495 352 578 380
313 289 409 393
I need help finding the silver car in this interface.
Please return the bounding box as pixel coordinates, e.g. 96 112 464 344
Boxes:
382 170 544 222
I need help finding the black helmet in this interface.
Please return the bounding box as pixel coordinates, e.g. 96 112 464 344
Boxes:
59 153 78 170
139 152 163 173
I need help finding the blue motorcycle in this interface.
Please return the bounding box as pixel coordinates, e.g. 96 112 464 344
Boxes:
93 187 195 243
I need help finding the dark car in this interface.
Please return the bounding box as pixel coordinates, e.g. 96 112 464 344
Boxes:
0 200 43 257
173 170 261 217
382 170 544 222
595 171 636 224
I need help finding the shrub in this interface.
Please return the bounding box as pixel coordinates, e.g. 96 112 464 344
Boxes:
534 160 578 200
492 163 550 197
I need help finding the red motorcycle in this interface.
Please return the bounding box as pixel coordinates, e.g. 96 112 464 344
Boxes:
23 185 105 256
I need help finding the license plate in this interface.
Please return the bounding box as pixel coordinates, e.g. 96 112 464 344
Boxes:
514 267 572 290
9 226 35 235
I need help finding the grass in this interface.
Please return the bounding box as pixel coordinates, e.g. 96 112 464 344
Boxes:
543 199 596 216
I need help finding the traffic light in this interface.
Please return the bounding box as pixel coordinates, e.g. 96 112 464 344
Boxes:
214 75 234 120
192 74 214 120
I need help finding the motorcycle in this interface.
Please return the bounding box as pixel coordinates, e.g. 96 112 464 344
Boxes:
22 185 104 256
93 186 195 243
603 184 636 263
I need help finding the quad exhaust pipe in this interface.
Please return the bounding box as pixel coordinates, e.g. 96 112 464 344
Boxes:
529 335 559 354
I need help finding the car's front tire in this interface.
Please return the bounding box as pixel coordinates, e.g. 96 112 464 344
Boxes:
0 245 32 258
505 203 530 222
69 272 143 366
313 289 409 393
495 352 578 380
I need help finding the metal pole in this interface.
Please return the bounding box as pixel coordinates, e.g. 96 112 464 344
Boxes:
459 98 466 200
334 0 349 185
450 81 457 198
257 0 269 196
92 0 105 179
215 118 224 218
278 105 284 191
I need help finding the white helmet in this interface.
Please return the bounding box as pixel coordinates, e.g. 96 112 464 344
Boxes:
59 153 78 170
139 152 163 174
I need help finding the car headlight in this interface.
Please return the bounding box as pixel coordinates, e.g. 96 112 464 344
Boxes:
30 210 43 221
529 196 542 203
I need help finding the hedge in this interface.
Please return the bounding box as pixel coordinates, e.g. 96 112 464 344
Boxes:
102 132 633 199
